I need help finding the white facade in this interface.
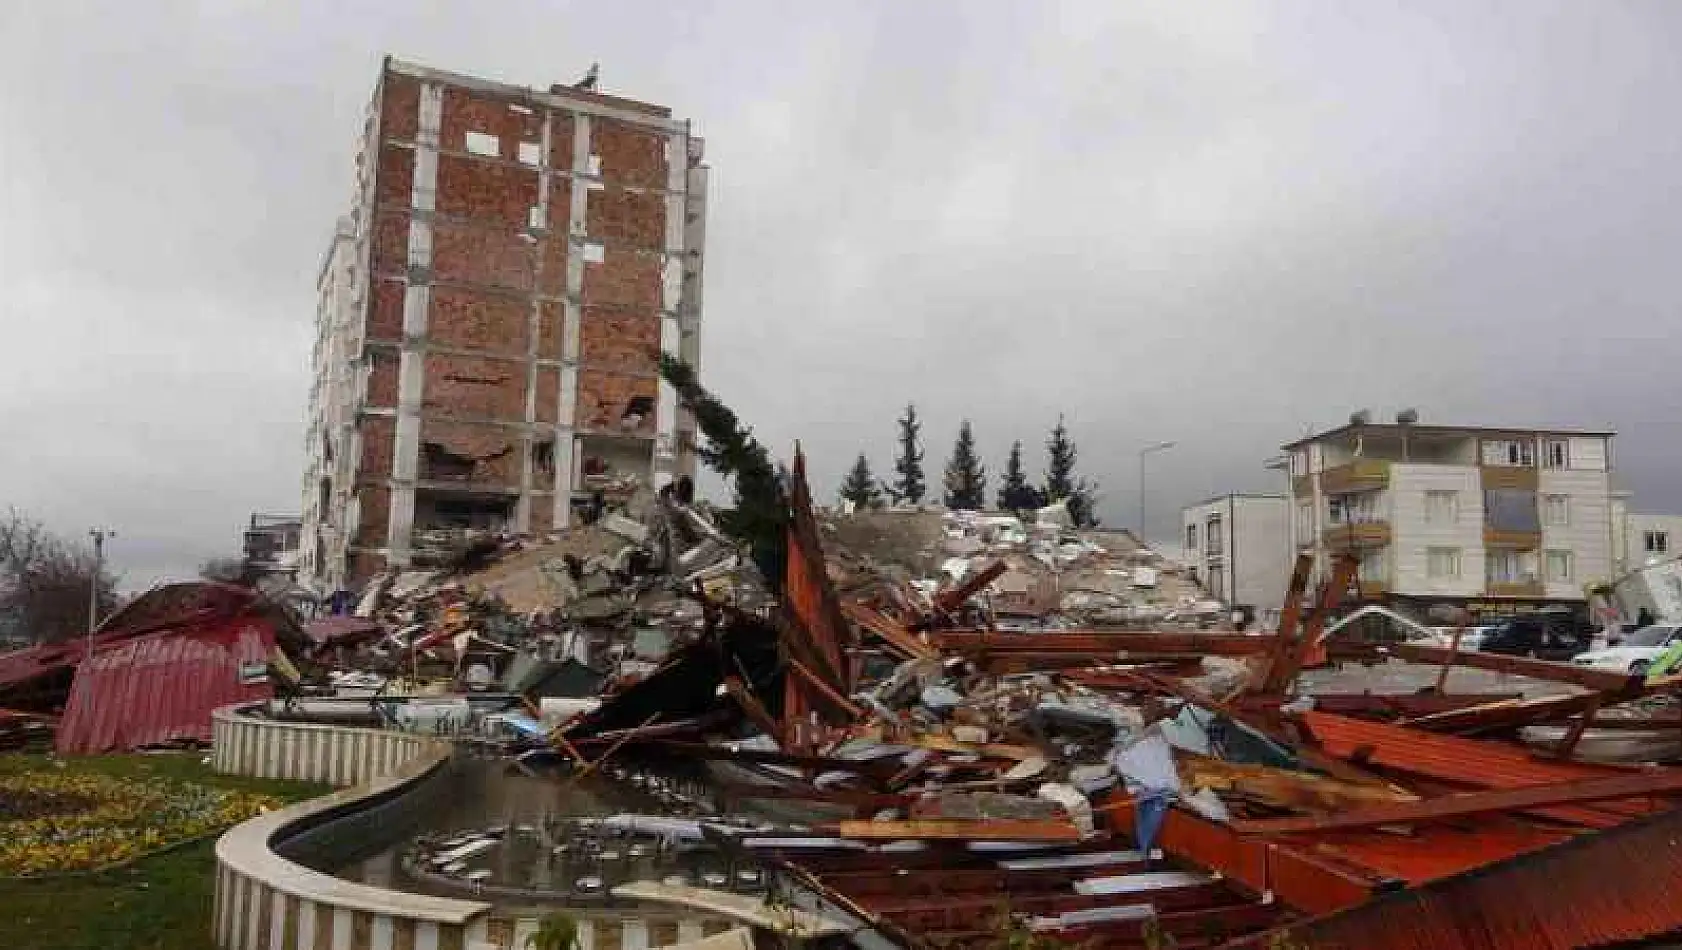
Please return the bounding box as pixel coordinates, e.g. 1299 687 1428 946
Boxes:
298 216 362 590
1617 510 1682 577
1181 494 1290 612
1284 423 1617 607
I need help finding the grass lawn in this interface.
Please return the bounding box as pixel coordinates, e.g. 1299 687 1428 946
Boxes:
0 754 328 950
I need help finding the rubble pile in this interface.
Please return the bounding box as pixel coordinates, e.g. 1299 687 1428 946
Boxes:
546 450 1682 949
306 492 768 704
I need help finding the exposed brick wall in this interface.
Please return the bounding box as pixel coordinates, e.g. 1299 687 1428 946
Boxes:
546 112 577 170
436 154 539 227
538 301 563 359
367 280 405 343
581 248 661 308
429 287 528 354
422 354 525 420
586 187 665 248
575 369 657 433
381 75 421 142
348 552 385 584
594 118 667 189
376 145 414 207
418 419 520 486
366 348 400 408
359 416 396 482
371 208 411 277
579 308 659 372
356 485 391 548
438 88 546 161
535 367 559 424
432 219 533 290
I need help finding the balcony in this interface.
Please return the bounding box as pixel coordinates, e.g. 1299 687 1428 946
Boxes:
1319 460 1391 495
1480 465 1539 492
1483 526 1542 549
1487 579 1545 598
1358 581 1387 598
1323 521 1392 549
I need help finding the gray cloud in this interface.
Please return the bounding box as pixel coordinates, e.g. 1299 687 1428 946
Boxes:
4 0 1681 586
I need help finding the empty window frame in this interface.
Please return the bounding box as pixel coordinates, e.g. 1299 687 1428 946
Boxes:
465 131 500 157
1543 439 1570 469
1646 530 1670 554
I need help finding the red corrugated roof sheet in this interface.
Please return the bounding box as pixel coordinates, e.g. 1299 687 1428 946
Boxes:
1296 710 1656 827
1231 807 1682 950
53 619 274 754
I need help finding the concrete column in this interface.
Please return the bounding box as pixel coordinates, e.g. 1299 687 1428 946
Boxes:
388 81 442 567
551 112 591 531
652 129 690 491
516 112 555 534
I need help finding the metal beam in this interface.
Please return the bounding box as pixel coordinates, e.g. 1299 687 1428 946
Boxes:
1387 642 1638 692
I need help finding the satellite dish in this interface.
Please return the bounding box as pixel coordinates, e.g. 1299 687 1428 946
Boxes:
1396 408 1419 425
1349 409 1372 426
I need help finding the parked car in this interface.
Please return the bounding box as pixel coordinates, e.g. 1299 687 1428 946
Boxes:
1573 624 1682 675
1414 625 1497 651
1479 616 1592 661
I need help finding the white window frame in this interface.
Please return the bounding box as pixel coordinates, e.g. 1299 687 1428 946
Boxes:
1186 523 1197 553
1427 547 1461 580
465 131 500 157
1483 439 1535 467
1646 530 1670 554
517 141 542 166
1546 549 1574 583
1543 439 1569 469
1543 494 1570 527
1487 550 1522 584
1424 491 1459 525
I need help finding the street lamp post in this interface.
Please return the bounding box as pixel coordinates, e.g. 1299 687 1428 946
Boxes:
1138 441 1177 540
87 528 113 637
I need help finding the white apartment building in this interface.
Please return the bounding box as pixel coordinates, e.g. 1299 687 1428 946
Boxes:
1181 494 1291 615
1283 422 1615 615
1609 494 1682 578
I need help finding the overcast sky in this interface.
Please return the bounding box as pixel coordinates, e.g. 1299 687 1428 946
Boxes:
4 1 1682 588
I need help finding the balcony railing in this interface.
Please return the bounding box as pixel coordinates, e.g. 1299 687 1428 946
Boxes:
1483 526 1542 549
1323 521 1392 548
1319 460 1391 495
1487 578 1545 597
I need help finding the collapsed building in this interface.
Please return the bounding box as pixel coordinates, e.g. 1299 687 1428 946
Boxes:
300 57 709 592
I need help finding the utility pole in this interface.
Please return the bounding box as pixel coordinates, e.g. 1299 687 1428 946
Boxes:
83 527 113 718
1137 441 1177 541
86 527 113 637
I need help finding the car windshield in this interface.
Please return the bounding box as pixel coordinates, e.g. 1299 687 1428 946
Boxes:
1623 626 1677 647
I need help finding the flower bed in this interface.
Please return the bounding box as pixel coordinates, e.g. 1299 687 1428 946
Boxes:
0 767 281 876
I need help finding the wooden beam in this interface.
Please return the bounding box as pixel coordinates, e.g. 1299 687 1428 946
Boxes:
1231 768 1682 836
786 655 865 720
1258 553 1314 695
834 818 1083 842
934 560 1009 613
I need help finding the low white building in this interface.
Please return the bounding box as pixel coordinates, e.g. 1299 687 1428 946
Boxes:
1610 494 1682 577
1181 494 1291 614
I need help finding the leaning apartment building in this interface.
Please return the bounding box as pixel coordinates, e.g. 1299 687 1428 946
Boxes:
1284 421 1616 618
300 58 707 590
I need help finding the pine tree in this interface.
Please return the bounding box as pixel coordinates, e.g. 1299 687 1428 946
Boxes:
658 355 788 588
839 453 882 509
943 420 987 510
997 440 1045 512
1044 415 1077 502
890 404 926 505
1044 415 1100 527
